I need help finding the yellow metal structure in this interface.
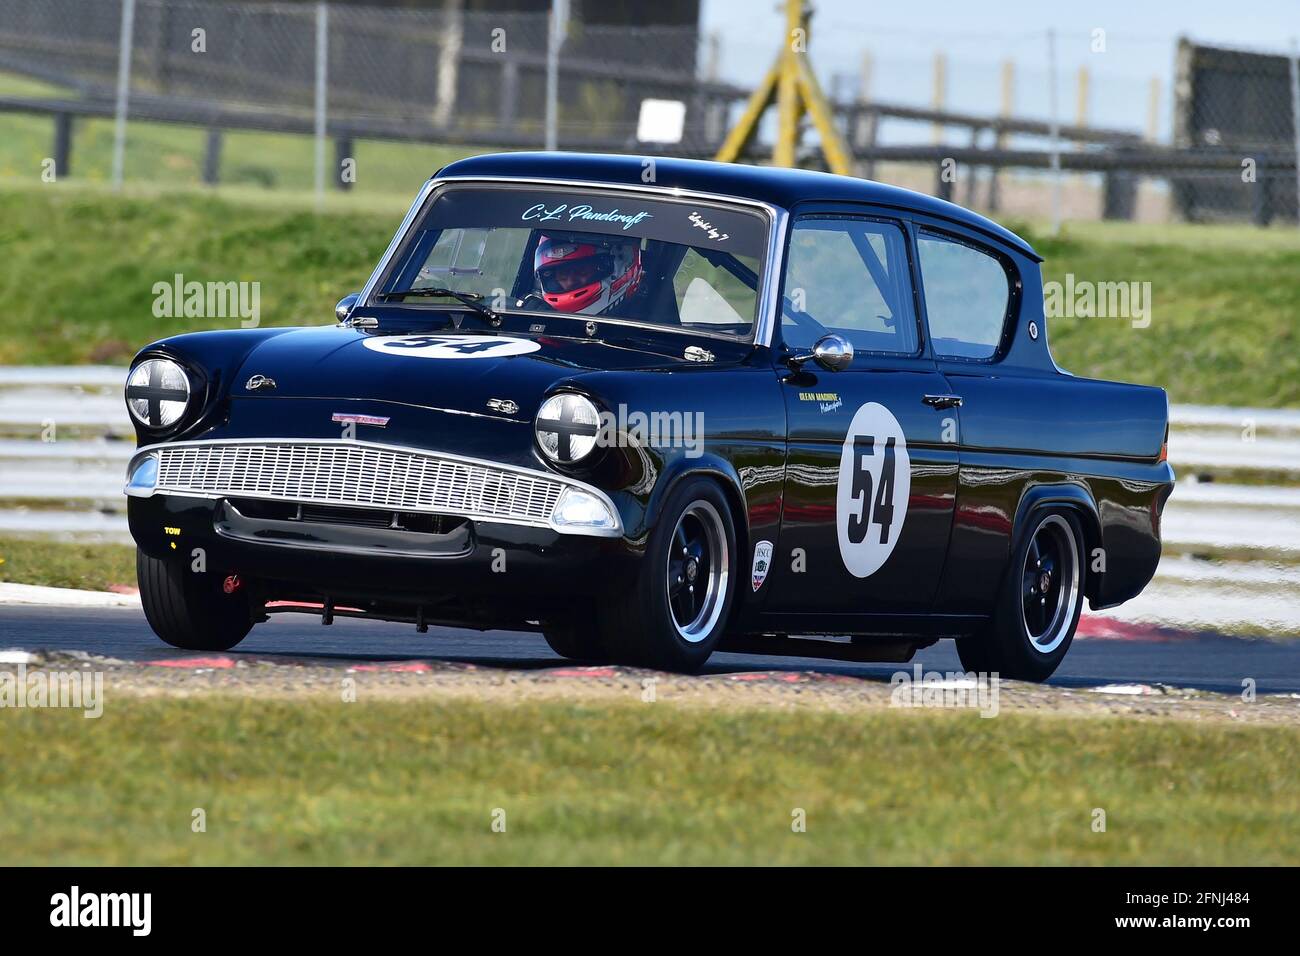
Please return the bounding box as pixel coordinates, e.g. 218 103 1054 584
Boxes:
714 0 852 174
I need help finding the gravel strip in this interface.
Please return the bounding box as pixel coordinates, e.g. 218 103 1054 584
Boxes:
7 650 1298 725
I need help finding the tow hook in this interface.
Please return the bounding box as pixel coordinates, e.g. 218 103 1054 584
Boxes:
222 575 242 595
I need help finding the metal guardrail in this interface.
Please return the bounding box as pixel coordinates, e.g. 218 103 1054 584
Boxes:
8 67 1290 223
0 88 1175 181
0 92 713 160
0 367 1297 542
0 366 1296 634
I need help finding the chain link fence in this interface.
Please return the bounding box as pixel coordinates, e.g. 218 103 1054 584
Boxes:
0 0 1297 226
1171 38 1300 224
0 0 704 137
812 30 1300 227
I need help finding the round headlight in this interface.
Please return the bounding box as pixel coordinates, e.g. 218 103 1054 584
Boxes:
536 393 601 464
126 358 191 429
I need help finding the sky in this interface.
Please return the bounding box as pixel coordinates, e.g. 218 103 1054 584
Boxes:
698 0 1300 140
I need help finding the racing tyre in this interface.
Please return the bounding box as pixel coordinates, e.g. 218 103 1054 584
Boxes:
957 509 1085 682
137 549 254 651
597 477 737 672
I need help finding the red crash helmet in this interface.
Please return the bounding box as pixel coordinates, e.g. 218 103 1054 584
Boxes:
534 233 642 315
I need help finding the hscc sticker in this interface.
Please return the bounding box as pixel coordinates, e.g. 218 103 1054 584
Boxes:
836 402 911 578
751 540 774 591
361 334 540 360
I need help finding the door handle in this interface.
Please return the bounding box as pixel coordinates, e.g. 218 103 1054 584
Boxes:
922 394 962 409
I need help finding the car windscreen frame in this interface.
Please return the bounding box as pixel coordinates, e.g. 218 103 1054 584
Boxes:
363 179 779 345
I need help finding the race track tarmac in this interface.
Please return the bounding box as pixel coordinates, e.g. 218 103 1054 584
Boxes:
2 605 1299 695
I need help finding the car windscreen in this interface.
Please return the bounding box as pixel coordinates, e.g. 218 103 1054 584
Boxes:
377 185 770 340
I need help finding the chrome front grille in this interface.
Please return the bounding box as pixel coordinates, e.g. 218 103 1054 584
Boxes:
154 442 564 524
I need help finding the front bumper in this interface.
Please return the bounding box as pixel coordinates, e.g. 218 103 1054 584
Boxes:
125 439 636 626
129 492 634 624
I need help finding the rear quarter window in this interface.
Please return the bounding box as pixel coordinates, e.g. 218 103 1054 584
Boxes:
917 232 1012 360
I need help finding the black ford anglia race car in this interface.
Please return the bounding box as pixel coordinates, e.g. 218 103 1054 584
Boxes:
124 152 1174 680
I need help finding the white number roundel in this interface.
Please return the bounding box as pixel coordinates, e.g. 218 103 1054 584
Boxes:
836 402 911 578
361 334 540 360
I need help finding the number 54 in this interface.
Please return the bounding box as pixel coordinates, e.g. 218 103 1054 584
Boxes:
848 435 896 545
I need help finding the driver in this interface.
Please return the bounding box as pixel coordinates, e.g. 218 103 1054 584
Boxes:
534 233 642 315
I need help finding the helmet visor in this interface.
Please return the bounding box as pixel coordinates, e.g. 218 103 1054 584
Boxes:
537 253 614 294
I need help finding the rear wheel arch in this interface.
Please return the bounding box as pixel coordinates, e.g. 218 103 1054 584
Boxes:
1013 478 1097 554
1013 483 1101 598
1071 506 1105 603
959 502 1088 681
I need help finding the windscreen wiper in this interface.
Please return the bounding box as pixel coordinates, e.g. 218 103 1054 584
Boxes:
378 287 502 326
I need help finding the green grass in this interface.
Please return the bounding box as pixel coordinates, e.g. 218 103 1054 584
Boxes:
0 69 473 367
1027 221 1300 408
3 183 1298 406
0 70 479 195
1 696 1296 865
0 535 136 591
1 57 1297 404
0 185 396 364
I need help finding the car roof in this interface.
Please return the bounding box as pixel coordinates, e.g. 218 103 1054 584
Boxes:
435 151 1040 261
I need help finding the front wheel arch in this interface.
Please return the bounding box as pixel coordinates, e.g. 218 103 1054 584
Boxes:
645 455 749 559
653 462 751 632
596 475 741 671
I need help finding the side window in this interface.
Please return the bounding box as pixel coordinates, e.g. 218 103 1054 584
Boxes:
781 218 918 354
916 232 1011 360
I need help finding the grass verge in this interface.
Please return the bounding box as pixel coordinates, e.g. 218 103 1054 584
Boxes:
1025 222 1300 408
0 184 396 364
0 695 1297 865
3 62 1298 405
0 69 479 196
0 184 1297 405
0 535 136 591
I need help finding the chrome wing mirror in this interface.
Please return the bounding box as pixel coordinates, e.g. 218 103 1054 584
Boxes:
786 333 854 372
335 292 361 324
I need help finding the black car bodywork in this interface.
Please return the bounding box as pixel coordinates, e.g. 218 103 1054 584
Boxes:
124 152 1174 677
